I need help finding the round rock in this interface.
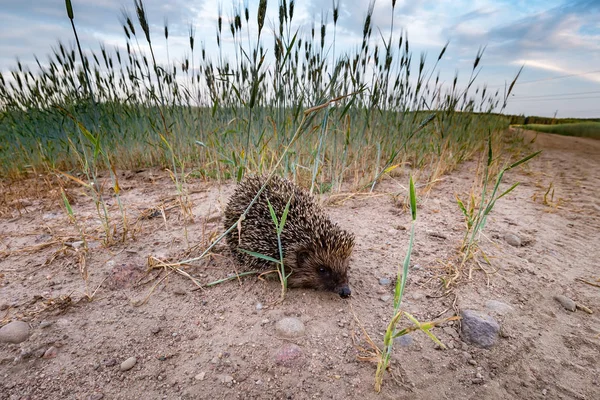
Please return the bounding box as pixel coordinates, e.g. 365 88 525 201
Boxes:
504 233 521 247
120 356 137 371
275 317 305 338
485 300 514 315
379 278 391 286
553 295 576 312
274 343 304 367
0 320 30 344
460 310 500 348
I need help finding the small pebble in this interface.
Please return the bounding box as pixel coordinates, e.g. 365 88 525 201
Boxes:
274 343 304 367
0 320 30 344
460 310 500 348
485 300 514 315
256 302 263 311
194 372 206 381
220 375 234 385
380 295 392 302
34 348 46 358
553 295 576 312
469 359 477 366
19 348 32 359
504 233 521 247
394 334 413 347
43 346 58 359
120 357 137 371
87 394 104 400
379 278 391 286
151 326 161 335
39 320 54 329
104 358 117 367
275 317 305 338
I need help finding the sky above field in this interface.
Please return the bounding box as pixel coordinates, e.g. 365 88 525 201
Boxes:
1 0 599 118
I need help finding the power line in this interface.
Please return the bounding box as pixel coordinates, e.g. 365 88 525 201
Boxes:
509 95 600 102
512 90 600 100
488 68 600 88
513 69 600 85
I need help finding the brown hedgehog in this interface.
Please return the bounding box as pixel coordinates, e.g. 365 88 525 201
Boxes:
223 175 355 298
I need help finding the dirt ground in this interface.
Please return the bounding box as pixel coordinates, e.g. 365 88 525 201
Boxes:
1 129 599 400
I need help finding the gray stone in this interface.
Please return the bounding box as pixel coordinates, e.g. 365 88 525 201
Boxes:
394 334 413 347
379 278 391 286
43 346 58 359
120 356 137 371
194 372 206 381
380 295 392 302
39 320 54 329
0 320 30 344
460 310 500 348
87 394 104 400
104 358 117 367
220 375 234 385
504 233 521 247
34 347 47 358
485 300 514 315
553 295 576 312
275 317 305 338
255 302 263 311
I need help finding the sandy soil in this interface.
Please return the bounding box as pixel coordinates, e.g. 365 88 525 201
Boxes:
1 129 599 400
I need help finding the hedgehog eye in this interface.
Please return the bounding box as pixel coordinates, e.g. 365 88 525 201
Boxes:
318 267 331 276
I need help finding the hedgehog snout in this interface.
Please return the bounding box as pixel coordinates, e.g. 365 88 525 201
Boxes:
338 285 351 298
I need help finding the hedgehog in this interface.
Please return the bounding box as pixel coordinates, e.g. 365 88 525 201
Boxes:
223 175 355 298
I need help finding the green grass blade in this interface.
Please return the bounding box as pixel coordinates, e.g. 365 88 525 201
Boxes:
507 150 542 170
409 175 417 221
266 198 279 229
278 194 293 235
237 248 280 264
61 189 74 218
456 196 469 218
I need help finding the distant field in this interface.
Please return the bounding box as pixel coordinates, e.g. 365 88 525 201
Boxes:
519 122 600 139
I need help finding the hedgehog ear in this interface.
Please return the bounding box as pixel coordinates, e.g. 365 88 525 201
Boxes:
297 249 311 267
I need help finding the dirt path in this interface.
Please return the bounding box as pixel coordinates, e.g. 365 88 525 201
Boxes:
1 129 599 400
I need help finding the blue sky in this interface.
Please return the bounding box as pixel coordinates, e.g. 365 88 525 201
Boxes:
1 0 599 118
